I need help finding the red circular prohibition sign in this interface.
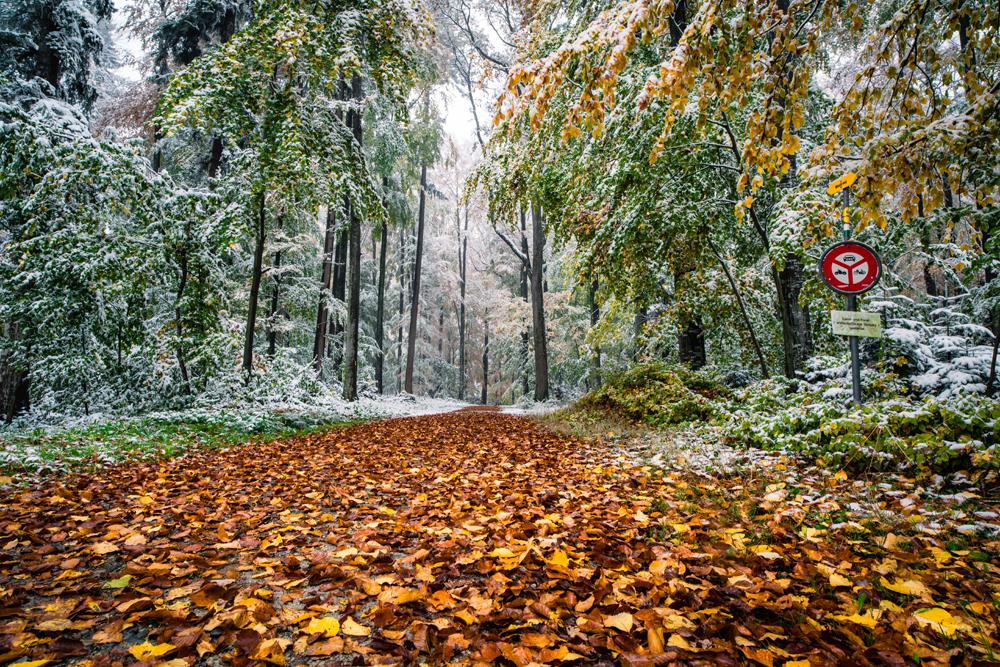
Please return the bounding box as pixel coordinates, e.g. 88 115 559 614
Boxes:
818 241 882 295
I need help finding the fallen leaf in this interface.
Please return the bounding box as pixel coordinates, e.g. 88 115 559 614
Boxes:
604 612 634 632
92 541 119 554
303 616 340 637
103 574 132 589
341 617 370 636
128 641 176 660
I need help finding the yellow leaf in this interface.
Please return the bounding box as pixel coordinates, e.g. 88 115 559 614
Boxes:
341 617 370 637
251 637 291 665
830 610 881 628
489 547 515 558
14 661 52 667
129 641 177 660
604 612 633 632
549 550 569 568
829 573 852 588
139 496 154 504
912 607 971 637
667 634 691 649
880 577 931 598
304 616 340 637
786 662 811 667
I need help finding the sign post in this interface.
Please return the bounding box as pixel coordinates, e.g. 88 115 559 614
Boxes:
819 175 881 407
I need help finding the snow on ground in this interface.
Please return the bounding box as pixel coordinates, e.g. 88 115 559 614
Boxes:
594 427 1000 539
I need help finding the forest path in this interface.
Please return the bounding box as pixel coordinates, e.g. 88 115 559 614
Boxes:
2 413 996 666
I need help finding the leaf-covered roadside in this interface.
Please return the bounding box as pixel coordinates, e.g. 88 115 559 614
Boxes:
1 411 999 667
0 410 353 480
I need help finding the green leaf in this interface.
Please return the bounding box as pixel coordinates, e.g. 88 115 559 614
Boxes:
103 574 132 589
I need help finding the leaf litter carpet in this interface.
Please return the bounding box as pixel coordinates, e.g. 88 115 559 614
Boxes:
2 411 998 667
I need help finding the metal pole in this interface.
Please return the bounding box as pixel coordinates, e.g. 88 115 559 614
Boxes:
843 186 861 407
847 294 862 407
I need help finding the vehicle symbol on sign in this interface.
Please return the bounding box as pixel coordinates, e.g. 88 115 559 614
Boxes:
829 252 871 288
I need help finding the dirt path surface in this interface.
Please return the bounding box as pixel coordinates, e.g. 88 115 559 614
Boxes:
1 412 998 667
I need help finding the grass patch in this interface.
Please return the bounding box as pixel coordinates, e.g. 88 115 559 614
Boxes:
0 409 363 479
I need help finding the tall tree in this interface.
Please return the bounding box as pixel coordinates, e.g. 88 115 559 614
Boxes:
405 163 428 394
529 202 549 400
343 74 364 401
314 209 337 376
375 178 390 394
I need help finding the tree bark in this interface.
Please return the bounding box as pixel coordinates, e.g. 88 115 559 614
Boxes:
207 136 224 191
242 193 267 374
589 278 601 388
405 163 428 394
266 218 283 359
314 208 336 376
520 207 532 398
397 222 406 394
33 13 60 91
0 323 29 424
677 320 706 370
482 315 489 405
376 179 389 395
530 202 549 400
633 307 647 362
330 222 348 371
458 205 469 400
774 255 813 377
343 74 364 401
175 222 191 394
675 271 706 370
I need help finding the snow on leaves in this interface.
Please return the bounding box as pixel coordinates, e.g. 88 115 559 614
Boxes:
1 411 999 666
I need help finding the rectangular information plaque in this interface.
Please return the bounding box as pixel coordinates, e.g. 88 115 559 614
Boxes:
831 310 882 338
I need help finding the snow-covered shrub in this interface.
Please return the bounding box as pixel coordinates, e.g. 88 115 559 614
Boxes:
579 362 732 426
722 376 1000 483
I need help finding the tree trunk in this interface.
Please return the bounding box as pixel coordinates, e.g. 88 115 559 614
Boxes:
633 307 647 362
677 320 706 370
397 222 406 394
530 202 549 400
207 136 224 191
242 193 267 374
314 208 336 376
520 207 531 398
482 315 489 405
330 222 348 371
0 323 29 424
674 270 706 370
376 180 389 395
266 219 283 359
589 278 601 388
458 205 469 400
668 0 687 46
175 223 191 394
33 14 60 91
774 255 813 377
987 326 1000 396
343 74 364 401
405 163 428 394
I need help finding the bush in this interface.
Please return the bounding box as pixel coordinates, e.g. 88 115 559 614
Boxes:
721 376 1000 479
578 363 732 426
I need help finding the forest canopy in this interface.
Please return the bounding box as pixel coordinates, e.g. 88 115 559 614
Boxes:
0 0 998 434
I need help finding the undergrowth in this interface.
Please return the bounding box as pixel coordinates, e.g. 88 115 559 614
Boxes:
0 409 357 479
576 362 732 426
561 362 1000 488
